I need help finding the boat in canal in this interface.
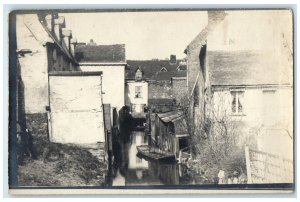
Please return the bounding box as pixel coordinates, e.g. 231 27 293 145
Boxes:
136 145 175 162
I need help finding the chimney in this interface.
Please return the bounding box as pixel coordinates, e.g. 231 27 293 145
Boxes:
62 28 72 51
170 55 176 64
45 14 53 32
70 37 77 57
88 39 97 46
54 16 65 43
208 11 227 25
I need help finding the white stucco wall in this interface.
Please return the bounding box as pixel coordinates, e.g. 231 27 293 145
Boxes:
125 81 148 107
49 74 105 144
211 86 293 158
80 65 125 112
16 14 49 113
212 87 293 129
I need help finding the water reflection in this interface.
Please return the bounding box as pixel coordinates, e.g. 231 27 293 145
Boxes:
111 130 195 186
128 131 148 170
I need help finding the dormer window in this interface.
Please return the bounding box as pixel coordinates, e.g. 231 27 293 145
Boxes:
160 67 168 72
135 67 143 81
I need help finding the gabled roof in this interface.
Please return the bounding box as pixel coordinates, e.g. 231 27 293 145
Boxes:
177 64 187 71
126 59 186 80
208 50 293 86
75 44 126 63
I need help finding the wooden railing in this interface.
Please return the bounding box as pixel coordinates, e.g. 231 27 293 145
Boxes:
245 146 293 183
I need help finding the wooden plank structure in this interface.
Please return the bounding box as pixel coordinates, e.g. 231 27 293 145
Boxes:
153 109 191 160
48 71 105 146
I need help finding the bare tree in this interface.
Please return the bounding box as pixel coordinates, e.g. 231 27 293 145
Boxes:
180 91 246 180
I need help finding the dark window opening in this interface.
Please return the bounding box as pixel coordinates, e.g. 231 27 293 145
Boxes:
199 43 207 79
179 138 189 150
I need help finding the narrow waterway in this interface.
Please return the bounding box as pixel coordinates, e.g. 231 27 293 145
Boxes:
110 129 196 186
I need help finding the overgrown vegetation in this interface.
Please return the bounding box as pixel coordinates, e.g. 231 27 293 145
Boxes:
181 94 247 183
18 113 107 186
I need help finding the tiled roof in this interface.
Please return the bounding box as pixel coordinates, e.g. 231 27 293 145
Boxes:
75 44 126 63
126 60 186 80
156 110 188 135
208 50 293 86
150 70 186 81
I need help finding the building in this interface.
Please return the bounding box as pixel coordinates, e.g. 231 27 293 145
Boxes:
16 13 79 115
185 11 226 132
48 71 105 145
125 67 148 117
153 110 189 158
186 10 293 158
126 55 187 105
75 40 126 116
15 14 107 146
171 76 187 106
207 10 293 155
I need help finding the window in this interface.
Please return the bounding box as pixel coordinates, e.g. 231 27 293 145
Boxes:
231 91 244 114
135 68 143 81
135 86 142 98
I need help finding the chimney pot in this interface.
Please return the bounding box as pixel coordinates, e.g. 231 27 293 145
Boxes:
62 28 72 53
70 38 77 57
54 16 66 43
45 14 53 31
88 39 97 46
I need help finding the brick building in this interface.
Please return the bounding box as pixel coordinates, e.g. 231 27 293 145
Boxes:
126 55 187 106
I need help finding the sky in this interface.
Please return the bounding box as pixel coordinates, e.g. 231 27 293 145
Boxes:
60 11 208 60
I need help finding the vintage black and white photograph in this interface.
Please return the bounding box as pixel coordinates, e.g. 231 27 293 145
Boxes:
8 8 294 194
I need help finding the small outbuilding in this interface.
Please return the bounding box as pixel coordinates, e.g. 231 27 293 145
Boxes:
154 110 190 158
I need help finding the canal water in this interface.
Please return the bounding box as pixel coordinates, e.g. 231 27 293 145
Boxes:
109 130 198 186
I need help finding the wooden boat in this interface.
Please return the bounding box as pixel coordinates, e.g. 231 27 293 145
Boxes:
136 145 175 162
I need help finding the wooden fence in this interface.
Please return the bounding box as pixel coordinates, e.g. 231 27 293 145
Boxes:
245 146 293 183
